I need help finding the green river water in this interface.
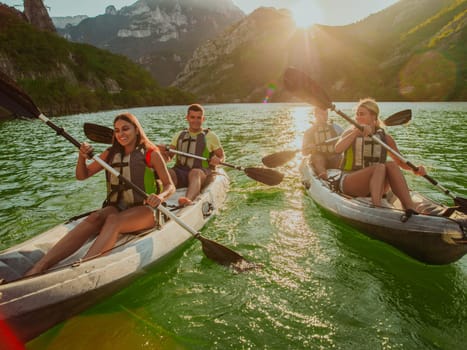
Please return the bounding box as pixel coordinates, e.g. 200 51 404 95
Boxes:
0 102 466 349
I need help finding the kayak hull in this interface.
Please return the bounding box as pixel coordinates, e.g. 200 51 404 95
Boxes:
299 160 467 265
0 170 229 342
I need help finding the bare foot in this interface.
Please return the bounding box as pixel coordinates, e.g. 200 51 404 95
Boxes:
24 265 41 277
178 197 193 207
318 172 328 180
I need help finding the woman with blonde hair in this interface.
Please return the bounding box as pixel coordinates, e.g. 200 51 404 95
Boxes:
335 98 426 212
26 112 175 275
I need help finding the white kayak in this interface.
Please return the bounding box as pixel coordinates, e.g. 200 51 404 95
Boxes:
0 169 229 342
299 159 467 265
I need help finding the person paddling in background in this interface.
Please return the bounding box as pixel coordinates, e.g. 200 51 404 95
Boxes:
26 113 175 276
302 107 343 180
162 104 224 207
334 98 426 213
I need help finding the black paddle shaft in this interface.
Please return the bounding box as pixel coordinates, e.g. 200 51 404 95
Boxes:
331 106 439 184
0 81 251 269
282 67 466 209
82 124 284 186
42 116 253 267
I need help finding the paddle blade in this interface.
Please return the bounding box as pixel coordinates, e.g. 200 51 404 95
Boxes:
198 236 258 272
0 70 41 119
262 150 298 168
383 109 412 126
84 122 113 144
244 167 284 186
283 67 333 110
454 197 467 214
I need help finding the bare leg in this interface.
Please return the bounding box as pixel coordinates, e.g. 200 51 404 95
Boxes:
311 154 328 179
179 168 207 205
385 161 417 210
329 155 342 169
25 207 118 276
83 206 155 259
342 164 386 206
168 168 178 187
369 164 386 206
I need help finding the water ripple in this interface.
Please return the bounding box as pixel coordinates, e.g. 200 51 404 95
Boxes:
3 103 465 349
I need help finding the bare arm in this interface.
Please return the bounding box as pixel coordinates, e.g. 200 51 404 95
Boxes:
75 143 106 180
151 150 175 202
209 147 225 166
334 125 373 154
385 134 426 176
302 128 314 156
335 128 358 154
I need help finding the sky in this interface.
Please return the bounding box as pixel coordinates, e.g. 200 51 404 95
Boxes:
1 0 399 26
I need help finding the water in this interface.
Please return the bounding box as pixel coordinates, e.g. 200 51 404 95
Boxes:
0 102 466 349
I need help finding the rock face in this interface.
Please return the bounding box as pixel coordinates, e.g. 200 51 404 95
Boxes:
172 0 467 102
52 15 88 29
0 4 195 119
24 0 55 32
172 7 297 102
58 0 245 85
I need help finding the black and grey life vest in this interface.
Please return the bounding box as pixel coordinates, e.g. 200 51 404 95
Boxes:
341 129 387 171
105 145 158 208
312 124 338 154
175 129 211 169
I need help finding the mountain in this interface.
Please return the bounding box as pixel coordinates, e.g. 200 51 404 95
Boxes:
23 0 55 32
58 0 245 86
172 7 296 103
52 15 88 29
173 0 467 102
0 4 194 118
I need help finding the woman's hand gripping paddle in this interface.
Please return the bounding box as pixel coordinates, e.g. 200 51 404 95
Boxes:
281 67 467 213
261 109 412 168
83 122 285 186
0 70 256 272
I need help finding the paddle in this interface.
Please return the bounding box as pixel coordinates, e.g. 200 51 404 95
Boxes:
0 71 254 272
283 67 467 212
262 109 412 168
83 122 284 186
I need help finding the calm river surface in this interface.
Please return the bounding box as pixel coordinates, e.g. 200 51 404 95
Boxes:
0 102 466 349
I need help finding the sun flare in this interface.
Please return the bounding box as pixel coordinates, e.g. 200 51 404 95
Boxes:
290 1 324 28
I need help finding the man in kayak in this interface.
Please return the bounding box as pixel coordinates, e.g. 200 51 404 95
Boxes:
335 98 426 213
302 107 343 180
26 113 175 275
162 104 225 207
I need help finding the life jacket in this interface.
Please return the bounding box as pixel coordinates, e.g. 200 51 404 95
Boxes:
311 123 338 154
104 145 159 208
175 129 212 169
341 128 387 171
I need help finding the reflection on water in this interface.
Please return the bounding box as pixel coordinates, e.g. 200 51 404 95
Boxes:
0 103 465 349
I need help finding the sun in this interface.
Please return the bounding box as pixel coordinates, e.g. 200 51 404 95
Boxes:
290 1 324 28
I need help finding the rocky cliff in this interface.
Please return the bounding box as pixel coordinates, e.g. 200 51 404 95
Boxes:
172 0 467 102
24 0 55 32
52 15 88 29
58 0 245 85
172 7 296 102
0 5 194 118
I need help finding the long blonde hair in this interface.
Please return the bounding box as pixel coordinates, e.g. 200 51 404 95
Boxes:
112 112 156 151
